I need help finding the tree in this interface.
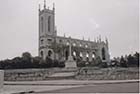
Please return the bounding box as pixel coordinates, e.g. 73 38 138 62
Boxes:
21 52 33 68
32 56 41 68
127 52 139 67
120 56 127 67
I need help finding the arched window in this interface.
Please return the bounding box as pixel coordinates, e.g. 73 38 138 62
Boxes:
40 51 43 58
92 52 95 58
41 17 43 32
73 51 76 56
48 16 51 32
41 39 44 44
86 52 89 57
65 50 69 60
85 44 88 48
66 42 70 45
73 43 76 46
48 50 52 57
86 52 89 62
80 52 83 57
102 48 106 60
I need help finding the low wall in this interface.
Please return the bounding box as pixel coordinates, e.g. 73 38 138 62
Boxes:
4 68 76 81
4 67 139 81
76 67 139 80
0 70 4 89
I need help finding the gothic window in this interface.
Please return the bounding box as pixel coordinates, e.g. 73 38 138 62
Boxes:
86 52 89 57
40 51 43 58
48 50 52 57
41 17 43 32
66 42 69 45
85 45 88 48
102 47 106 60
73 43 76 46
41 39 44 44
79 44 82 47
92 52 95 58
80 52 83 57
65 50 69 60
47 39 52 44
48 16 51 32
73 51 76 56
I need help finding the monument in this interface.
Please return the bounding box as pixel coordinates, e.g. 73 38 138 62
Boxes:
65 37 77 68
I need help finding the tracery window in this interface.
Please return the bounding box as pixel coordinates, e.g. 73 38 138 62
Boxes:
48 16 51 32
41 39 44 44
102 47 106 60
41 17 43 32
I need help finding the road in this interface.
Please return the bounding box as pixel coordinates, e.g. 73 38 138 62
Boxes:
37 82 139 93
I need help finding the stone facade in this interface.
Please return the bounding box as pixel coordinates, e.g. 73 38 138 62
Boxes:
39 2 110 64
0 70 4 89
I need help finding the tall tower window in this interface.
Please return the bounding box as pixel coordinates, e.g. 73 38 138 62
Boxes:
48 16 51 32
41 39 44 44
102 47 106 60
40 51 43 58
41 17 44 32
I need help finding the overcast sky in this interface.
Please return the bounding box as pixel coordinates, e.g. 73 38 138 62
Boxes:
0 0 139 60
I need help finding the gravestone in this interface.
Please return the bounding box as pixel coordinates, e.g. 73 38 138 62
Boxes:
0 70 4 90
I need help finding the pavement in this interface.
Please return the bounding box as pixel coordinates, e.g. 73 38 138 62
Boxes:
1 79 139 94
4 79 139 85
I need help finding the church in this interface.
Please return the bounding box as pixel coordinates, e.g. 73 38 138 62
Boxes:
38 1 110 64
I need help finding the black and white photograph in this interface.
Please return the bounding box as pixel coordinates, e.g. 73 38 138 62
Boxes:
0 0 139 93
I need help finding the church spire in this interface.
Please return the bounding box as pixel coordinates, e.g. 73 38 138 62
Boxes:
44 0 46 9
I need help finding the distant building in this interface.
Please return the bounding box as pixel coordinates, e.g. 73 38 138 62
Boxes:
38 1 110 63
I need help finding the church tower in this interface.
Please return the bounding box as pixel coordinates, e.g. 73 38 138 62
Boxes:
39 0 56 60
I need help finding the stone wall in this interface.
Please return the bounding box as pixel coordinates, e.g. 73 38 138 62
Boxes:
4 68 77 81
0 70 4 89
4 68 58 81
76 67 139 80
4 67 139 81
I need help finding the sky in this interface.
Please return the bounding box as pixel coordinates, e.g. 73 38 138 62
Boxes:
0 0 139 60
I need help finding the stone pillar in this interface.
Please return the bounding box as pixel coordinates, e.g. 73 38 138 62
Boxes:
89 52 92 62
82 51 86 61
0 70 4 90
67 38 73 61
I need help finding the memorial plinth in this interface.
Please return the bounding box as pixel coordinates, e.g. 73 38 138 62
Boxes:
65 56 77 68
0 70 4 90
48 38 77 79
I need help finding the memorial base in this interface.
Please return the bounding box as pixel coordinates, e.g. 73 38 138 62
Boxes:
65 56 77 68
